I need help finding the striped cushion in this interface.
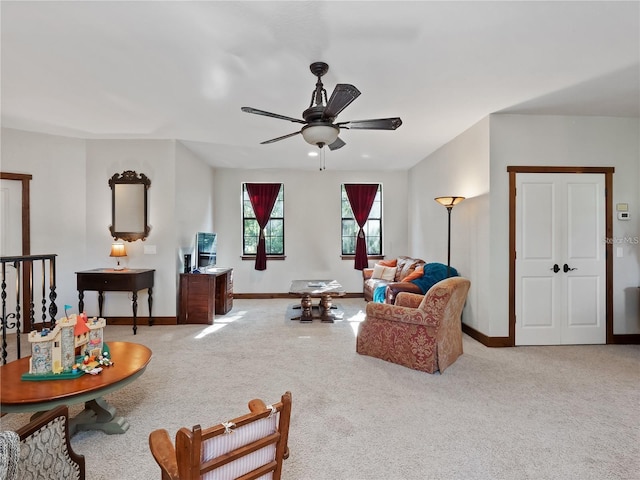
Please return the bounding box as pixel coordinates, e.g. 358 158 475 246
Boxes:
202 414 277 479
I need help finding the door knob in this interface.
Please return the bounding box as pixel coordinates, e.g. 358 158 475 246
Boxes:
550 264 560 273
563 263 577 273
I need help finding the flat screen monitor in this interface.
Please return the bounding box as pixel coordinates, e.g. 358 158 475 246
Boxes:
196 232 217 270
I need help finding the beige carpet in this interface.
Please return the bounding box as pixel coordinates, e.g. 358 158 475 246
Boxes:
2 298 639 480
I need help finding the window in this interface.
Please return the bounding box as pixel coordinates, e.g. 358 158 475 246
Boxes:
242 184 284 256
341 184 382 255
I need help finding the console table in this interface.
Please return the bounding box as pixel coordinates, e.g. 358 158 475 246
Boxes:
179 268 233 324
76 268 155 335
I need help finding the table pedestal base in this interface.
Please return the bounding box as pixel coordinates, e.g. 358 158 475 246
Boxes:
69 397 130 435
291 294 338 323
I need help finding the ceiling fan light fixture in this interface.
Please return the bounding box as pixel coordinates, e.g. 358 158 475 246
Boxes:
301 124 339 148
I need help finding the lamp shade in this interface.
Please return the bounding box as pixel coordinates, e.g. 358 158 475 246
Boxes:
434 196 465 208
109 243 127 258
301 124 339 147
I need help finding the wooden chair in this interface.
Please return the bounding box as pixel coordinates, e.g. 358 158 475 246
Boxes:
357 277 471 373
149 391 292 480
13 405 86 480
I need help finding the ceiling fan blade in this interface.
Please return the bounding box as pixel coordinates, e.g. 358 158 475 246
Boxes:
241 107 307 125
323 84 361 119
260 131 302 145
336 117 403 130
328 137 346 151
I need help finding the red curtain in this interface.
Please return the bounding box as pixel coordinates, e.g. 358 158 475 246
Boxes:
344 184 378 270
246 183 281 271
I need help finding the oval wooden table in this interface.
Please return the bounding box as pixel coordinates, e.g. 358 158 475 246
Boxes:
0 341 152 435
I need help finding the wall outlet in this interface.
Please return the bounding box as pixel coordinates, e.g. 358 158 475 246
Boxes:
144 245 157 255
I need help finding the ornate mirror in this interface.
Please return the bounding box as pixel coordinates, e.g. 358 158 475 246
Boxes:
109 170 151 241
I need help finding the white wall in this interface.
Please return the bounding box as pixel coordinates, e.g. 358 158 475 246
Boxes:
407 117 491 333
410 114 639 337
213 168 409 294
2 127 408 320
489 114 640 335
175 142 216 272
6 115 636 335
1 129 184 319
1 128 87 312
84 138 177 318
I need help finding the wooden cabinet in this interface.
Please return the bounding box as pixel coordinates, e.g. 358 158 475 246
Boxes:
178 269 233 324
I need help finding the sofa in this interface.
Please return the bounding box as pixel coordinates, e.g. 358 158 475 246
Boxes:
362 256 425 303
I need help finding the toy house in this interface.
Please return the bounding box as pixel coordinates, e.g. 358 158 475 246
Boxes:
27 313 106 376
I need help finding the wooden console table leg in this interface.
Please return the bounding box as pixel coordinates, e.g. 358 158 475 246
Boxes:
147 287 153 326
97 291 104 317
78 291 85 314
131 291 138 335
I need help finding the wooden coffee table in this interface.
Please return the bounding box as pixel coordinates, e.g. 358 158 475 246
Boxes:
289 280 346 323
0 341 152 435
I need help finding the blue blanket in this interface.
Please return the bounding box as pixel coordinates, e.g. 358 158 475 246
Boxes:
410 263 458 294
373 285 387 303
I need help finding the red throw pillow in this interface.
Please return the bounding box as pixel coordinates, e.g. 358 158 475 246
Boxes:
401 265 424 282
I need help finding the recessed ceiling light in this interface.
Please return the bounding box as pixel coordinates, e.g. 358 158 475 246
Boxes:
308 151 319 157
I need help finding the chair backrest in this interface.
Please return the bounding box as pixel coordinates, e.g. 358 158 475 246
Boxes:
15 405 86 480
418 277 470 371
0 431 20 480
151 392 292 480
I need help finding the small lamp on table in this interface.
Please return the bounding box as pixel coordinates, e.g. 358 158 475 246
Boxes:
110 243 127 270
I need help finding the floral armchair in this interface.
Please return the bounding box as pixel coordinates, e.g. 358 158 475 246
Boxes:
356 277 470 373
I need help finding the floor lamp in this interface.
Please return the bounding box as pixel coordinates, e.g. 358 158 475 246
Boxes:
434 196 465 277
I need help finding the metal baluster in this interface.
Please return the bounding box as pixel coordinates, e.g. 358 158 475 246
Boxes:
49 255 58 327
1 262 7 365
41 258 47 327
13 261 21 359
28 260 35 333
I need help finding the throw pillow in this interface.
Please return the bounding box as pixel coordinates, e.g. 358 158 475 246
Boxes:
372 264 396 281
378 259 397 267
401 265 424 282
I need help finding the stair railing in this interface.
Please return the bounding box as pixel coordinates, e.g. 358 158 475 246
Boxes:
0 254 58 364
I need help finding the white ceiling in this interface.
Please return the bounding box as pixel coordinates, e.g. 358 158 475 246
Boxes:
2 1 638 171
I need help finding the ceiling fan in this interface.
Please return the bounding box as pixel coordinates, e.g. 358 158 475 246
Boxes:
241 62 402 151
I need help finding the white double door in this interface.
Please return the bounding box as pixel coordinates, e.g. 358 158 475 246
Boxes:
515 173 606 345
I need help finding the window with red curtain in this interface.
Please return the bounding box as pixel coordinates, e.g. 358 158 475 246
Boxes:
243 183 284 270
343 183 381 270
341 184 382 256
